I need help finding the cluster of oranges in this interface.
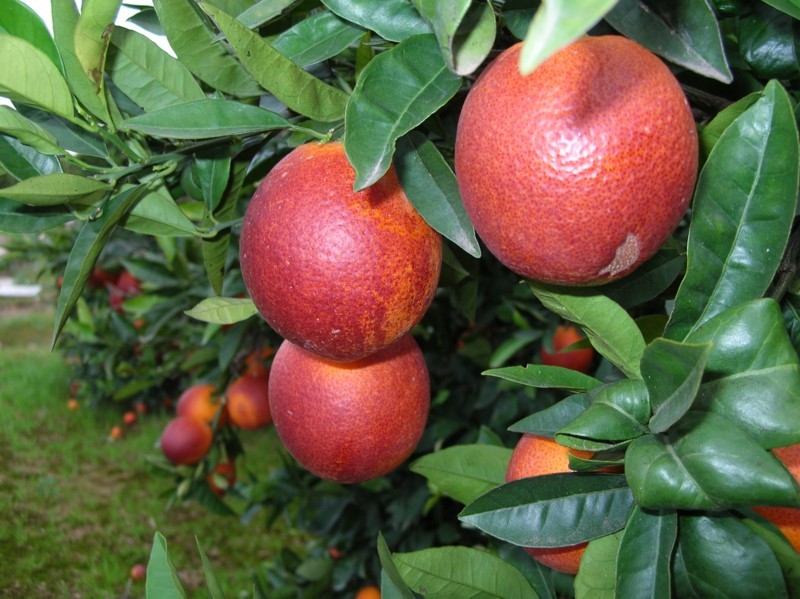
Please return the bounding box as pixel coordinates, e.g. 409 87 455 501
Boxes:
239 142 442 484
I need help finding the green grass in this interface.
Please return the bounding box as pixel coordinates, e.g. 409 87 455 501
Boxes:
0 312 306 598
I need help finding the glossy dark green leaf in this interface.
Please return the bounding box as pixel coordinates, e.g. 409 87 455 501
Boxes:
739 4 800 79
740 513 800 597
574 532 621 599
641 338 711 434
497 543 556 599
485 365 601 392
123 185 197 236
411 0 496 75
202 160 246 294
605 0 732 83
615 508 676 599
52 185 147 347
0 135 61 180
204 5 349 122
686 299 800 449
0 0 63 73
699 92 759 160
272 10 365 68
345 34 461 190
121 100 290 139
394 133 480 257
107 27 205 112
763 0 800 19
377 532 416 599
557 380 650 450
322 0 432 42
16 105 108 158
410 444 512 505
519 0 619 75
152 0 261 97
394 546 538 598
145 532 187 599
0 199 73 233
195 538 224 599
52 0 112 123
599 249 685 310
673 514 788 599
459 474 633 548
666 81 800 341
191 148 231 212
530 284 646 379
74 0 121 89
184 297 258 324
509 393 591 436
625 412 800 510
0 35 74 119
0 174 108 206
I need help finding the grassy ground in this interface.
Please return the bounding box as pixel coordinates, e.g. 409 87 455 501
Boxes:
0 308 306 598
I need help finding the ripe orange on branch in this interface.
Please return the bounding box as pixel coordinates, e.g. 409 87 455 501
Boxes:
239 141 442 361
455 36 698 285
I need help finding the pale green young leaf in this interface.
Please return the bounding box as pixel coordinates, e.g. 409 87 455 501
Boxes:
146 532 187 599
0 106 63 155
184 297 258 324
0 0 64 73
73 0 122 88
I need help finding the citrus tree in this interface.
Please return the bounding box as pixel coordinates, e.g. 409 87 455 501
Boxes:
2 0 800 597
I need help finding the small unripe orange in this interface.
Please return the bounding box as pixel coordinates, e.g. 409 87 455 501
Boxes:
239 142 442 361
161 416 213 465
269 335 430 483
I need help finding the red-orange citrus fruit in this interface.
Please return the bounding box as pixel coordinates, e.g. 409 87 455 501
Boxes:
176 383 227 426
239 141 442 361
226 374 272 430
207 460 237 496
161 416 213 465
540 324 595 373
754 443 800 553
354 586 381 599
455 36 698 285
506 434 595 574
269 334 430 483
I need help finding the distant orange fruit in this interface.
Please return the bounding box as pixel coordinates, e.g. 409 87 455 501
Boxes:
176 384 227 426
506 434 595 575
226 375 272 430
244 348 272 378
67 399 80 411
455 36 698 285
207 460 237 496
754 443 800 552
239 141 442 361
110 425 124 440
160 416 213 465
354 585 380 599
540 324 595 373
129 563 146 581
123 411 137 426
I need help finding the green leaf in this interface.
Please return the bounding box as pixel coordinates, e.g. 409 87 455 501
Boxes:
459 474 633 548
345 33 462 190
107 27 206 112
411 0 496 75
519 0 619 75
739 4 800 79
394 546 538 598
203 4 350 122
665 81 800 341
762 0 800 19
120 99 291 139
410 444 512 505
529 284 646 379
686 299 800 449
152 0 261 97
625 412 800 510
52 0 112 123
605 0 733 83
195 537 224 599
394 133 480 257
0 199 73 233
0 35 74 119
615 508 676 599
377 532 416 599
0 134 62 180
0 106 62 155
699 92 759 161
124 185 198 237
52 185 146 347
322 0 432 42
574 532 622 599
16 105 108 158
0 173 108 206
641 338 711 434
509 394 591 436
202 160 246 294
0 0 64 73
192 147 231 213
484 364 601 393
556 380 650 450
497 544 557 599
146 532 187 599
272 10 365 68
235 0 302 30
184 297 258 324
740 513 800 597
502 0 537 41
673 514 788 599
73 0 121 89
